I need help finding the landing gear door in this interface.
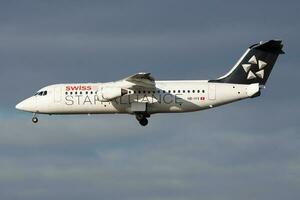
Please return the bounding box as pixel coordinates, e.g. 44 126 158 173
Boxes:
54 86 62 103
208 84 216 100
130 102 147 113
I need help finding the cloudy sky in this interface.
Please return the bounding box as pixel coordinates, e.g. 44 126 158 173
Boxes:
0 1 299 199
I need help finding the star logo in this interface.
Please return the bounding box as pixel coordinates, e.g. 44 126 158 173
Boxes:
242 55 267 80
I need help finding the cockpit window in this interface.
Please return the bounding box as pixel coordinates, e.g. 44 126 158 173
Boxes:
35 91 47 96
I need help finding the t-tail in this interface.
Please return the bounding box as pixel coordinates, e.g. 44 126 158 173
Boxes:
209 40 284 86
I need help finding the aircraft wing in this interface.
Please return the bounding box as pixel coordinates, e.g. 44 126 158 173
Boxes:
122 72 156 88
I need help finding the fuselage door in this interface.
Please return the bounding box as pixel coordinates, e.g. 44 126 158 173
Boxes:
208 84 216 100
54 86 62 103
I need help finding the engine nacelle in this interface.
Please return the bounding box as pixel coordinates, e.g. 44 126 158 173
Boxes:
101 87 128 101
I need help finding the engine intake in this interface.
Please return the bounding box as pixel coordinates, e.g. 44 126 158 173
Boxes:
101 87 128 101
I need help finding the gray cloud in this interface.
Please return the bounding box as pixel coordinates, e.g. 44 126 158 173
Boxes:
0 114 299 200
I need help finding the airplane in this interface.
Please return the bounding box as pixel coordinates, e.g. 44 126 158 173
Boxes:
16 40 284 126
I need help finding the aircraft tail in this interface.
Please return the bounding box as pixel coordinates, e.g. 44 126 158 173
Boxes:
209 40 284 85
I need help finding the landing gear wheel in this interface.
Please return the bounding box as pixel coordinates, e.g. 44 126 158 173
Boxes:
135 112 150 126
139 118 148 126
32 117 38 124
135 114 144 121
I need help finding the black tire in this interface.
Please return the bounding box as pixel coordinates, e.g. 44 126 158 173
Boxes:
135 114 144 121
139 118 148 126
32 117 38 124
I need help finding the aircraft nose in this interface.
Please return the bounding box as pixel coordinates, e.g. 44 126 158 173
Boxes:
15 102 22 110
15 97 36 112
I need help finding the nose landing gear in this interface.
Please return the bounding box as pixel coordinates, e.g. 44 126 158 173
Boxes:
32 113 38 124
135 112 150 126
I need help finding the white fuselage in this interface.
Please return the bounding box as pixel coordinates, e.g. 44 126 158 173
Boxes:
16 80 259 115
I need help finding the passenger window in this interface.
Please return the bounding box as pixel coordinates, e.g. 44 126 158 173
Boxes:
197 90 200 93
43 91 47 96
65 92 68 95
178 90 180 93
192 90 195 93
187 90 190 93
91 91 93 94
202 90 205 93
183 90 185 93
86 91 88 95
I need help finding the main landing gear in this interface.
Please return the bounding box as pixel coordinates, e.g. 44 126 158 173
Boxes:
135 112 150 126
32 113 38 124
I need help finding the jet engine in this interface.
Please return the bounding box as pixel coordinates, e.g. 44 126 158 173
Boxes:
101 87 128 101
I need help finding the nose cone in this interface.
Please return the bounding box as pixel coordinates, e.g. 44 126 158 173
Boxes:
15 102 22 110
16 97 36 112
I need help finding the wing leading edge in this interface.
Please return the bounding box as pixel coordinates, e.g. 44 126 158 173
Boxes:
123 72 155 88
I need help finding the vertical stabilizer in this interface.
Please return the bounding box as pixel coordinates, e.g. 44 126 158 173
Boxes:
209 40 284 85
